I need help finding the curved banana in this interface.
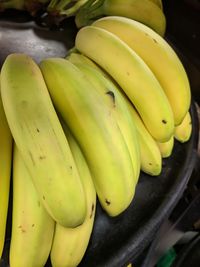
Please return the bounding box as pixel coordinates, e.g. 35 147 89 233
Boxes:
40 57 135 217
157 135 174 158
68 53 140 182
0 77 13 258
10 145 55 267
75 0 166 36
125 99 162 176
174 111 192 143
50 122 96 267
1 53 86 227
68 52 160 176
75 25 174 142
93 16 191 125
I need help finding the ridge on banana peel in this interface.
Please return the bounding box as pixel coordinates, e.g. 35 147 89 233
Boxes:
157 135 174 158
174 111 192 143
10 145 55 267
68 53 140 182
75 25 174 142
51 120 96 267
75 0 166 36
0 53 86 227
0 76 13 259
92 16 191 126
40 57 136 217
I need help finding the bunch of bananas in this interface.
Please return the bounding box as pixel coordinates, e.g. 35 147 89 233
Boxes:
0 15 192 267
0 0 166 34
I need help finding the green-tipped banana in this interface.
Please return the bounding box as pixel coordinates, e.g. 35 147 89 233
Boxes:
75 26 174 142
75 0 166 36
174 111 192 143
68 53 140 182
0 77 13 258
93 16 191 125
126 99 162 176
157 135 174 158
51 122 96 267
0 53 86 227
10 145 55 267
40 57 135 216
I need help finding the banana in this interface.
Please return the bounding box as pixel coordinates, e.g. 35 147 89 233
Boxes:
0 76 13 258
75 25 174 142
125 99 162 176
40 57 135 217
50 121 96 267
75 0 166 36
0 53 86 227
10 145 55 267
68 52 162 176
174 111 192 143
149 0 163 10
68 53 140 182
92 16 191 125
157 135 174 158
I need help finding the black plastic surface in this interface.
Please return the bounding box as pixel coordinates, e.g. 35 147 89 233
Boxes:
0 11 199 267
172 234 200 267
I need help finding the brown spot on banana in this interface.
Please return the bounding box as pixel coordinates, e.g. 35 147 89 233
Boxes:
90 203 95 219
39 155 46 160
106 90 116 107
105 199 111 205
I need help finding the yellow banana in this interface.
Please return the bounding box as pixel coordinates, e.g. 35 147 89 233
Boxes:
68 53 140 182
75 0 166 36
174 111 192 143
93 16 191 125
0 76 13 258
68 52 161 176
126 99 162 176
50 121 96 267
75 25 174 142
157 135 174 158
0 53 86 227
10 145 55 267
40 57 135 216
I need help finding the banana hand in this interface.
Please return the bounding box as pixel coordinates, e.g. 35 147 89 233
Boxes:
1 53 86 227
93 16 191 126
75 25 174 142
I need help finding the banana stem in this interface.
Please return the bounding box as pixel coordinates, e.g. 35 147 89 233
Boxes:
75 0 104 27
54 0 74 10
47 0 60 9
60 0 90 16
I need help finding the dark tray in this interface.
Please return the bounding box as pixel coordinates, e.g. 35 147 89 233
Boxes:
0 11 199 267
172 234 200 267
